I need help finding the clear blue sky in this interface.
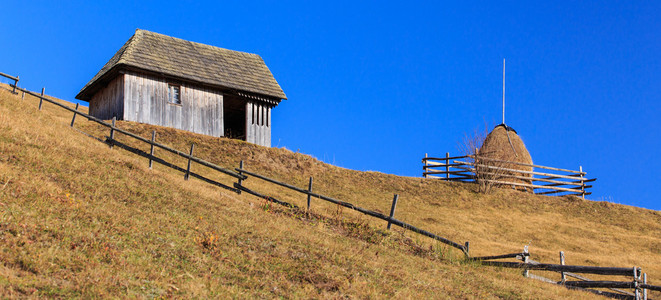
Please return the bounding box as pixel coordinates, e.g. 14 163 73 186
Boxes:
1 1 659 210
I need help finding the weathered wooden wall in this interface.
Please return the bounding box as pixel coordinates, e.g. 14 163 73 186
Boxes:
246 101 271 147
123 71 224 137
89 74 124 120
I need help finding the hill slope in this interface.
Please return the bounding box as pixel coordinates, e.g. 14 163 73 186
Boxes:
1 85 659 298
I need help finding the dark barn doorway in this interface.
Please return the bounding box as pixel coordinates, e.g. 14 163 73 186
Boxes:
223 95 246 140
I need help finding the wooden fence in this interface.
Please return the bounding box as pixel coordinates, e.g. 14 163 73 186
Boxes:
422 153 596 198
3 75 656 299
472 246 660 299
0 72 19 94
9 82 470 256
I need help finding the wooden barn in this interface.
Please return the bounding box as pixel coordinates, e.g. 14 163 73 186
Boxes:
76 29 287 147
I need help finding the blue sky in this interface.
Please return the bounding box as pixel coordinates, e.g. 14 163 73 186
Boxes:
1 1 659 209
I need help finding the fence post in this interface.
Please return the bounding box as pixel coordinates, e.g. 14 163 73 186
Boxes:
643 273 647 300
446 152 450 180
70 103 79 127
22 91 25 100
148 131 156 169
464 241 470 256
522 245 530 278
423 153 428 178
185 144 194 180
38 87 45 110
306 176 313 212
634 267 641 300
559 251 566 283
236 160 244 194
387 194 399 230
108 116 116 148
12 76 18 94
579 166 585 199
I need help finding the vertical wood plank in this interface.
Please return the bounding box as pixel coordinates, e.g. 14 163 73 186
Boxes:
149 130 156 169
387 194 399 230
464 241 470 256
446 152 450 180
643 273 647 300
185 144 195 180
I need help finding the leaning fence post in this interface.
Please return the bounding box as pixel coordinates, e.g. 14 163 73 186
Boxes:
108 116 116 148
387 194 399 230
522 245 530 278
559 251 566 283
38 87 45 110
12 76 18 94
185 144 194 180
306 176 313 212
70 103 79 127
148 131 156 169
579 166 585 199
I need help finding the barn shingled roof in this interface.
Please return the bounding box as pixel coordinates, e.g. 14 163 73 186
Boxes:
76 29 286 101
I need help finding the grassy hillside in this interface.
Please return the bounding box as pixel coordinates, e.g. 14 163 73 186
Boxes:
1 84 659 298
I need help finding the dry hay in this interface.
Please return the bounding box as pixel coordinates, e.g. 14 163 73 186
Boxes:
478 124 533 192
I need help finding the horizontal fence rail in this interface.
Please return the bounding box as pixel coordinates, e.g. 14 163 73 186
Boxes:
422 152 596 198
0 72 19 94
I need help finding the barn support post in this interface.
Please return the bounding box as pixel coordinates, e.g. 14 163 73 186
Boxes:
109 117 116 149
70 103 79 127
236 160 244 194
185 144 195 180
387 194 399 230
306 176 313 212
559 251 566 283
38 87 45 110
148 130 156 169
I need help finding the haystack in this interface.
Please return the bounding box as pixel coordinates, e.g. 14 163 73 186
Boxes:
478 124 533 192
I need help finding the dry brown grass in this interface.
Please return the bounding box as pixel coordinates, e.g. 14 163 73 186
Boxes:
1 84 659 298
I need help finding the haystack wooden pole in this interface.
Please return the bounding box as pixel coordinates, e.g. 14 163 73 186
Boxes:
109 117 116 148
38 87 45 110
387 194 399 230
560 251 566 283
185 144 195 181
148 131 156 169
306 176 313 212
70 103 79 127
445 152 450 179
